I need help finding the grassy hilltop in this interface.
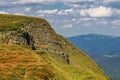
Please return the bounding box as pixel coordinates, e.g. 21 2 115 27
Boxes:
0 14 109 80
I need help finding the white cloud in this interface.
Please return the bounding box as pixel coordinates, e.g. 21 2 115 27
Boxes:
62 24 73 29
12 1 17 4
57 9 73 15
82 22 92 26
14 13 24 15
104 55 118 58
37 9 58 15
0 1 11 5
72 18 77 21
112 26 117 29
0 11 8 14
80 6 113 17
80 10 87 16
113 9 120 15
13 0 96 4
25 7 31 12
13 0 46 4
37 14 45 17
72 4 81 8
111 20 120 25
37 9 74 15
74 18 97 24
97 20 108 25
104 0 120 2
61 0 96 3
64 9 73 13
80 18 97 21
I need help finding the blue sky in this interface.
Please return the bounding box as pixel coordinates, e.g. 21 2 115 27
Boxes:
0 0 120 37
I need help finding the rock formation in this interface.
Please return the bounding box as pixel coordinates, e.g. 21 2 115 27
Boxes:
0 22 70 64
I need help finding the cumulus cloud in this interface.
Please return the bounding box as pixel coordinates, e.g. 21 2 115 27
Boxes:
57 9 73 15
113 8 120 15
80 6 113 17
37 9 58 15
80 18 97 21
36 8 74 15
12 0 96 4
72 18 77 21
60 0 96 2
0 11 8 14
62 24 73 29
111 20 120 25
13 0 46 4
14 13 24 15
25 7 31 12
0 0 12 5
104 0 120 2
100 21 108 24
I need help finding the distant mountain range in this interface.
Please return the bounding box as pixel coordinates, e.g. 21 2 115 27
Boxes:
67 34 120 80
68 34 120 54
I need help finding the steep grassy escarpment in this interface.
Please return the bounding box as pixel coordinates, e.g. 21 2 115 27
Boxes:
0 14 109 80
0 43 109 80
0 44 54 80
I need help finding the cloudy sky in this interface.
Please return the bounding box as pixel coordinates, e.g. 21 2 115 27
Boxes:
0 0 120 37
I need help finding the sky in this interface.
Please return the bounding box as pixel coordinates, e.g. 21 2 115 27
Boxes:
0 0 120 37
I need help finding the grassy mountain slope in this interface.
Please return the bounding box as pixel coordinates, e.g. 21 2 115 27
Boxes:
0 14 109 80
0 44 54 80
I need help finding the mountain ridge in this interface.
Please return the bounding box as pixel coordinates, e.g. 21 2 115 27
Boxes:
68 33 120 54
0 14 109 80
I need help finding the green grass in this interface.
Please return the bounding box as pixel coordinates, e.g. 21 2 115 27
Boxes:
42 50 109 80
0 14 49 31
0 44 54 80
0 14 110 80
36 51 45 55
0 43 109 80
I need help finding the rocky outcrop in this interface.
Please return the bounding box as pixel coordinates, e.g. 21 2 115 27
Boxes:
0 21 70 64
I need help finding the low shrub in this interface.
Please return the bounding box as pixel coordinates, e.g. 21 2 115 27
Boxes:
36 51 44 55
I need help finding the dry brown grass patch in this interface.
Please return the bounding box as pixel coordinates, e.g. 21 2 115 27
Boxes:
0 44 54 80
